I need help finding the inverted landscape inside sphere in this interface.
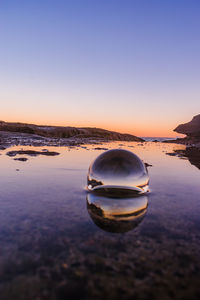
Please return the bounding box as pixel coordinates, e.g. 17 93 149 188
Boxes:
87 149 149 195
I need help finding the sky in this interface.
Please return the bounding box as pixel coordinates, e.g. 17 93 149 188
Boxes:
0 0 200 137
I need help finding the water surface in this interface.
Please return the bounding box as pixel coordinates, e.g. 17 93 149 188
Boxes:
0 142 200 299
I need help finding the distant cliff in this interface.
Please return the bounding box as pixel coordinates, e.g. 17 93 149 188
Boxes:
164 114 200 146
174 114 200 137
0 121 143 142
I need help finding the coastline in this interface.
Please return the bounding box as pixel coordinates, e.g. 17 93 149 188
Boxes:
0 130 145 150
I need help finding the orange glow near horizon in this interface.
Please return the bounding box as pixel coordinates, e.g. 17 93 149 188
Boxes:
1 115 181 138
1 1 199 142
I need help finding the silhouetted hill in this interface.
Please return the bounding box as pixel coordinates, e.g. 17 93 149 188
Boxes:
0 121 143 142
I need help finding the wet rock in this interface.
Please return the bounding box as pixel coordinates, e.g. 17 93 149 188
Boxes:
0 145 6 150
165 147 200 169
7 150 60 157
166 152 177 156
145 163 153 167
94 147 108 150
14 157 28 162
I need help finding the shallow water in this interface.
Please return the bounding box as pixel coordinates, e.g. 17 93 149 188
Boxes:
0 141 200 299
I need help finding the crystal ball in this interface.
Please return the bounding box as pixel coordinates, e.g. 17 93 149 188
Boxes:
87 193 148 233
87 149 149 195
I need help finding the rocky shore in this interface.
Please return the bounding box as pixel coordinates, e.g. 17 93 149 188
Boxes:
166 147 200 170
0 121 143 149
164 114 200 147
163 114 200 168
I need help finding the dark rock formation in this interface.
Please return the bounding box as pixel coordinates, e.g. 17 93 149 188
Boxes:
165 147 200 170
0 121 143 142
174 114 200 137
94 147 109 150
174 114 200 145
14 157 28 162
0 145 6 150
164 114 200 146
7 150 60 157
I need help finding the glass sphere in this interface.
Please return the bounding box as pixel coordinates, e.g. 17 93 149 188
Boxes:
87 149 149 195
87 193 148 233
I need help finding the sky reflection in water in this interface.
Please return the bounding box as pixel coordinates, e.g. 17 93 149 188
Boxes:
0 141 200 299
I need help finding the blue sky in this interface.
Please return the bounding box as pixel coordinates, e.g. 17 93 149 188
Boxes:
0 0 199 136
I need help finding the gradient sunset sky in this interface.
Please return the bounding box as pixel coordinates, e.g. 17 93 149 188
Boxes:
0 0 199 137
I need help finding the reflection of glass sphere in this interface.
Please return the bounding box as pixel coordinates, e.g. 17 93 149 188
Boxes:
87 193 148 233
87 149 149 195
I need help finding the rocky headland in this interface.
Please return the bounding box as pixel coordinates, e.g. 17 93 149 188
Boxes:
174 114 200 146
0 121 143 149
164 114 200 147
164 114 200 168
